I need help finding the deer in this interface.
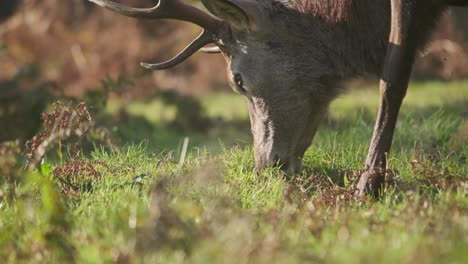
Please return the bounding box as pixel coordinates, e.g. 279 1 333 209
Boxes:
88 0 467 196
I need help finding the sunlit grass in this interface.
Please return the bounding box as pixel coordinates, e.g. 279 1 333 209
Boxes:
0 80 467 263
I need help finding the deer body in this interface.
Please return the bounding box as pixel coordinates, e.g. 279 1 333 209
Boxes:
285 0 439 77
89 0 467 196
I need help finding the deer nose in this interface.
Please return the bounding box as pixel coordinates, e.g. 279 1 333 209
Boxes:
254 150 302 174
268 153 301 174
272 154 290 170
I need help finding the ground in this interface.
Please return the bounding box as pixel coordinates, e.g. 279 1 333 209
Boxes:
0 80 467 263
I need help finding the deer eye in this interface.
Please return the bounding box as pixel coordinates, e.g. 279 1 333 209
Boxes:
230 72 249 95
232 73 248 95
234 73 244 87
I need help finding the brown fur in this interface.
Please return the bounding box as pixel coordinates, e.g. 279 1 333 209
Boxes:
269 0 448 78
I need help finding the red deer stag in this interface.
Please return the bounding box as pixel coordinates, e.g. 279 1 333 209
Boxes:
88 0 467 196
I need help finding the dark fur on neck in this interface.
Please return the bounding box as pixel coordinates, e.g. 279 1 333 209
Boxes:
268 0 447 79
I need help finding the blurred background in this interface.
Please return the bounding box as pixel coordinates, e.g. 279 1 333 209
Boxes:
1 0 467 153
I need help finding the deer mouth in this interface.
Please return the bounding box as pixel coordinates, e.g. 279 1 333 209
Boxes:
255 151 303 174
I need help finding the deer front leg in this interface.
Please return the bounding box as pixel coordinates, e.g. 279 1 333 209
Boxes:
357 0 419 196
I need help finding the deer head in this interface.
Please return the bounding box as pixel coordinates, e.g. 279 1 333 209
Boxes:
89 0 340 173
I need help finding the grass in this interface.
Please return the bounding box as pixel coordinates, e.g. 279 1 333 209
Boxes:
0 80 467 263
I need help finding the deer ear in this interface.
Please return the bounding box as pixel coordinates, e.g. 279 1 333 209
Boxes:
201 0 263 32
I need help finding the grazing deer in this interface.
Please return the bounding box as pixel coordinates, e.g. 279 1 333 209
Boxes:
88 0 467 196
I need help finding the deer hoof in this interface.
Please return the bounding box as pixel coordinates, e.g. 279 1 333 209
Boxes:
356 170 384 198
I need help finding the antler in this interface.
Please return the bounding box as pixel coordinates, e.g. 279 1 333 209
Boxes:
89 0 224 69
141 30 215 70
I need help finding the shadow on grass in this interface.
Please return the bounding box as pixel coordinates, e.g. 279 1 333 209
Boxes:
324 99 467 130
105 112 251 154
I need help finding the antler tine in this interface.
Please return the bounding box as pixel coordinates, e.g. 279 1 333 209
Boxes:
141 30 215 70
200 46 222 54
89 0 226 71
88 0 222 34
